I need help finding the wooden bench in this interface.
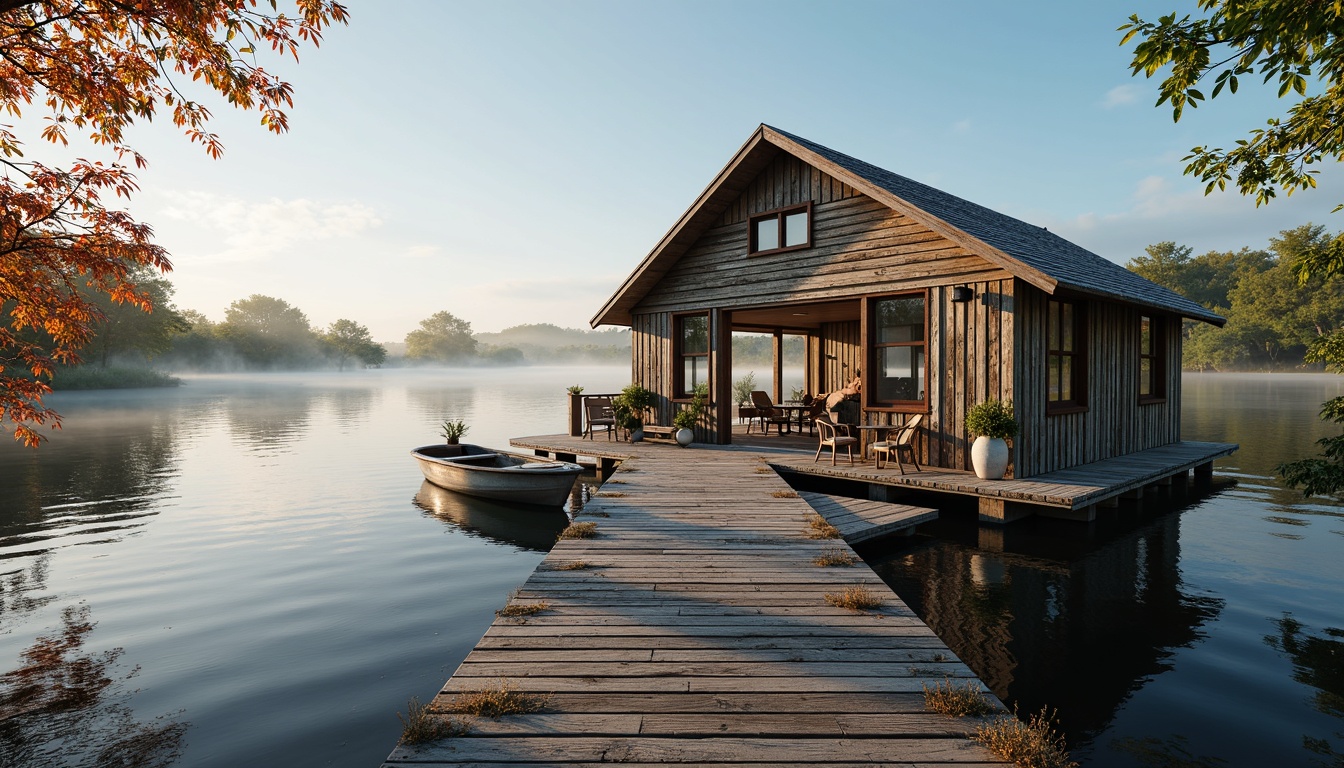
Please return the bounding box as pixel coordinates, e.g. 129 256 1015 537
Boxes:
641 424 676 441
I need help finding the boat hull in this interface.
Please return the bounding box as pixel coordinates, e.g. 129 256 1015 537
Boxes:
411 444 582 508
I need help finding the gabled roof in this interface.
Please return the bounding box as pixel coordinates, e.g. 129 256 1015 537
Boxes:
592 124 1225 328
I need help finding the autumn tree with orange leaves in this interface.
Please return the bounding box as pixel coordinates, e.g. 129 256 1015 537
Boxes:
0 0 348 445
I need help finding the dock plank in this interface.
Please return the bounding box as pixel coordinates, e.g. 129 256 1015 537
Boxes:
384 445 1008 766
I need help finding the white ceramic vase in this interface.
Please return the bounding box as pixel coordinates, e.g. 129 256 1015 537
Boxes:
971 436 1008 480
675 428 694 447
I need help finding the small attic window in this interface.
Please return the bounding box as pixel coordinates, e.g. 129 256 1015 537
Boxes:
749 202 812 255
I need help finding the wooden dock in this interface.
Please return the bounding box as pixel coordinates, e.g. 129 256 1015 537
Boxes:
384 448 1006 766
799 491 938 543
770 440 1238 523
512 433 1238 524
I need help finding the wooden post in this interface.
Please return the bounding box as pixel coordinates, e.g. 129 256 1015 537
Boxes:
978 498 1034 524
598 457 617 481
1194 461 1214 478
772 329 784 403
568 393 585 437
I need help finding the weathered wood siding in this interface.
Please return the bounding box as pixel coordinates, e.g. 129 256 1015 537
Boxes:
860 280 1015 475
1013 282 1183 477
631 153 1014 315
631 311 729 444
819 321 860 392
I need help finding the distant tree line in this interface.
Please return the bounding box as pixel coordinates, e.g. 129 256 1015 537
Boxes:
1128 223 1344 371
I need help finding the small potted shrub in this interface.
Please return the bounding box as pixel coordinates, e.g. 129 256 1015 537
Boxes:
440 419 469 445
566 385 585 436
965 400 1017 480
673 383 708 447
732 372 758 423
612 383 655 442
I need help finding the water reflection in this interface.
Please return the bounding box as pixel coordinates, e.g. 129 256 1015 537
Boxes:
0 410 180 570
223 383 318 454
413 481 570 551
1265 614 1344 760
864 491 1225 742
0 604 188 767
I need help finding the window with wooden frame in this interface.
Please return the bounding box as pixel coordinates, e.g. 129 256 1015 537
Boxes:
869 292 928 409
748 202 812 255
1046 299 1086 413
675 313 709 398
1139 314 1166 404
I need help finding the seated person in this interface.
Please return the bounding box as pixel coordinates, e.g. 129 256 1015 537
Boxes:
825 374 862 425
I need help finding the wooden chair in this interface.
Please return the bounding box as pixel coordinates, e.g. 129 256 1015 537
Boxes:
801 396 827 435
583 397 615 441
747 390 789 436
873 414 923 473
813 414 858 465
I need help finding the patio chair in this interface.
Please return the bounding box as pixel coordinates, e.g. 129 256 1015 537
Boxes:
801 396 827 435
747 390 790 436
583 397 615 441
813 414 858 465
873 414 923 473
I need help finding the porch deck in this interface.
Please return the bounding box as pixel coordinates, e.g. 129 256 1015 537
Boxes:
511 429 1238 524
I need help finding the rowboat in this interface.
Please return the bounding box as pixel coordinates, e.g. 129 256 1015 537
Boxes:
410 443 583 507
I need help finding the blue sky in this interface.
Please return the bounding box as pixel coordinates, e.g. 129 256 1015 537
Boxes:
90 0 1344 339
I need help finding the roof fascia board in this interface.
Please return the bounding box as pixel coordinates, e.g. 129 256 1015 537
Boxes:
590 127 776 328
759 126 1060 296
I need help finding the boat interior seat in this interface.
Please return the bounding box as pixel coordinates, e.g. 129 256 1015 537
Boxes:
444 453 499 463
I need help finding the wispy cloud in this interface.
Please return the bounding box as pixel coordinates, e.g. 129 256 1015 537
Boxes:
1102 84 1140 109
158 193 383 263
1039 169 1344 263
951 119 972 135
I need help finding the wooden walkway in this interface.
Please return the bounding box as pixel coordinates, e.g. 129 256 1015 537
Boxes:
512 434 1238 523
384 449 1005 766
799 491 938 544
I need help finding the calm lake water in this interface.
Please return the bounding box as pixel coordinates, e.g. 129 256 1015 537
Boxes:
0 369 1341 767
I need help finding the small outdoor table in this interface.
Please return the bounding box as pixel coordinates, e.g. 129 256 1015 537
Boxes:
852 424 899 460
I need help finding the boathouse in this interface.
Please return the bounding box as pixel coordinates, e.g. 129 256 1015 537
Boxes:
592 124 1225 478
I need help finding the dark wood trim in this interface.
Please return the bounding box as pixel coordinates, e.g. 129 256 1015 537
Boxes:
1045 297 1088 415
1138 313 1167 405
864 289 930 411
672 310 710 399
749 201 813 256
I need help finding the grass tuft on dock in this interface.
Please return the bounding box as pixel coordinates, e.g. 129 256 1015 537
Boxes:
446 679 550 718
923 679 998 717
596 491 627 497
496 600 549 618
398 697 469 744
805 514 842 539
813 547 857 567
554 559 590 570
771 490 799 498
973 708 1078 768
824 585 884 612
558 521 599 540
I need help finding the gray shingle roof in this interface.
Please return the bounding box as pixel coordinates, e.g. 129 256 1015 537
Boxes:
768 126 1225 326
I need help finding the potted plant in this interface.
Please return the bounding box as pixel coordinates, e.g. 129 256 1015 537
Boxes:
673 383 708 447
966 400 1017 480
732 372 757 422
612 383 655 442
439 419 469 456
566 385 585 436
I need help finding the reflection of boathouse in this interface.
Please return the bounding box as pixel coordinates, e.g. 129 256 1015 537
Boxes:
869 504 1224 738
595 125 1227 483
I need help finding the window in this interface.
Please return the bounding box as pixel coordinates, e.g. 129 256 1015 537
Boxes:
749 202 812 255
1047 299 1086 413
1139 314 1166 403
870 292 927 408
675 313 709 398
